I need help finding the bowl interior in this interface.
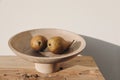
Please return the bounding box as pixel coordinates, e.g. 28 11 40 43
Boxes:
9 29 86 63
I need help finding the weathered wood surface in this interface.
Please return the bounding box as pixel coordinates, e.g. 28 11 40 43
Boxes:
0 56 105 80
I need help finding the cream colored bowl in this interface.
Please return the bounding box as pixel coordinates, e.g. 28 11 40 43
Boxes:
8 28 86 73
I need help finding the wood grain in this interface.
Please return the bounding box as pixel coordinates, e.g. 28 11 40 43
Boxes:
0 56 105 80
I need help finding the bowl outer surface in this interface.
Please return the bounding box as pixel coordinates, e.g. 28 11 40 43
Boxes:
9 28 86 63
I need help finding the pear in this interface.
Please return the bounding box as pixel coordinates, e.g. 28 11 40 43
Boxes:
30 35 47 51
47 36 74 54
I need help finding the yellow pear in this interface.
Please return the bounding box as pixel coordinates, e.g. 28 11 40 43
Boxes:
30 35 47 51
47 36 74 54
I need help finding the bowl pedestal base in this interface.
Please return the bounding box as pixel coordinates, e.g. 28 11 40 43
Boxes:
35 63 56 74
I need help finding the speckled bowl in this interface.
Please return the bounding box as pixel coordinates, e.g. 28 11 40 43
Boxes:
8 28 86 73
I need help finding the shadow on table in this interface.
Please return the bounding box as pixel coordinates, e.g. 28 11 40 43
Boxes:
80 35 120 80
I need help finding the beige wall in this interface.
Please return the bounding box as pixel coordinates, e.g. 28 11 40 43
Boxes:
0 0 120 55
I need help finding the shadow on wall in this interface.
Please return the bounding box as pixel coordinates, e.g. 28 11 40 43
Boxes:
81 35 120 80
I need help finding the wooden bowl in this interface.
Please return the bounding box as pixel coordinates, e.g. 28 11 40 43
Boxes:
8 28 86 73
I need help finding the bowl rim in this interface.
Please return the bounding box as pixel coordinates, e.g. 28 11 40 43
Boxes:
8 28 86 60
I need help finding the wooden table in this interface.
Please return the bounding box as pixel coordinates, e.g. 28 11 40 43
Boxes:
0 56 105 80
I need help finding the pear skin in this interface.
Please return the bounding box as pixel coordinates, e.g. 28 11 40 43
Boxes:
30 35 47 51
47 36 74 54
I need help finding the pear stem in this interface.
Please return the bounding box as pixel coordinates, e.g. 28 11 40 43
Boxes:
69 40 75 48
65 40 75 51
